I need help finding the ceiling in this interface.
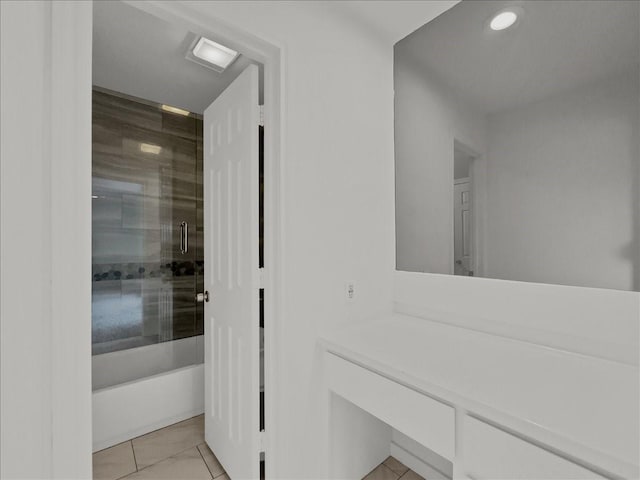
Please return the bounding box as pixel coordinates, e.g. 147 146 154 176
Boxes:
92 1 461 113
397 0 640 114
93 1 260 114
332 1 460 43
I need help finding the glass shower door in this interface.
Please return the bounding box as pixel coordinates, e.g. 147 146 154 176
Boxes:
91 89 203 389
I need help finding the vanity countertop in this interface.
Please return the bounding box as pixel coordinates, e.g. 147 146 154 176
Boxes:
320 313 639 478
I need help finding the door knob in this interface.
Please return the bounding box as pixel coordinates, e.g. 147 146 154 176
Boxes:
196 291 209 303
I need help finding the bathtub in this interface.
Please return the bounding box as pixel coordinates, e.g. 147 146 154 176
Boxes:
92 335 204 451
92 329 263 451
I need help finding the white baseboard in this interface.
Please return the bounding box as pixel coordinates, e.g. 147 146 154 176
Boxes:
92 364 204 452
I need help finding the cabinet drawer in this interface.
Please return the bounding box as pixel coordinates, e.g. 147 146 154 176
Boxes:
326 352 454 460
463 416 605 479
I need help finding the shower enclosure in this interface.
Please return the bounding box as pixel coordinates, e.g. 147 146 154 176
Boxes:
91 88 204 390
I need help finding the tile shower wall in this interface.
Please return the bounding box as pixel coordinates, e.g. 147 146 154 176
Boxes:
92 89 204 357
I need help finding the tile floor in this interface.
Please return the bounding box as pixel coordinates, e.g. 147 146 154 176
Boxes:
363 456 424 480
93 415 423 480
93 415 226 480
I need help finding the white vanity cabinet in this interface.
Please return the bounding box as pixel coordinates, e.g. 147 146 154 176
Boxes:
462 416 605 479
326 353 455 462
322 314 639 480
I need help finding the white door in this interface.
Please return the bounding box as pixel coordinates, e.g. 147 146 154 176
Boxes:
454 179 472 276
203 64 260 480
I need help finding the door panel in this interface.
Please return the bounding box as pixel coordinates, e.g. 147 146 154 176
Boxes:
204 64 260 480
454 179 472 276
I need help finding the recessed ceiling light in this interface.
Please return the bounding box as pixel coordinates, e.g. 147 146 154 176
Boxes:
161 104 190 116
140 143 162 155
490 10 518 31
188 36 239 72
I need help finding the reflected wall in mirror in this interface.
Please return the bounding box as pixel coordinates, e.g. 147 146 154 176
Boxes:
394 0 639 291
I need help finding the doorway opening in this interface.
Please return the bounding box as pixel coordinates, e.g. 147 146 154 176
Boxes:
453 141 477 277
90 1 279 478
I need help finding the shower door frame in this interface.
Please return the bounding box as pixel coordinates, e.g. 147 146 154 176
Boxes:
50 1 284 478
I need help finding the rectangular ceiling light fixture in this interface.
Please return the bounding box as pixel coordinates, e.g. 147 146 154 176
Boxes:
161 104 190 116
188 36 239 72
140 143 162 155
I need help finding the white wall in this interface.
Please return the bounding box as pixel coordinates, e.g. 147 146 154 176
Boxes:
1 3 54 478
485 72 639 290
394 46 487 274
1 1 93 479
1 1 457 479
167 3 455 477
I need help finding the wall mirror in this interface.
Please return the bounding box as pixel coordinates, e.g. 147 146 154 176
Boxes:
394 0 639 291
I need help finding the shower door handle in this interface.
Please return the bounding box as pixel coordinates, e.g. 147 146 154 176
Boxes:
180 221 188 254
